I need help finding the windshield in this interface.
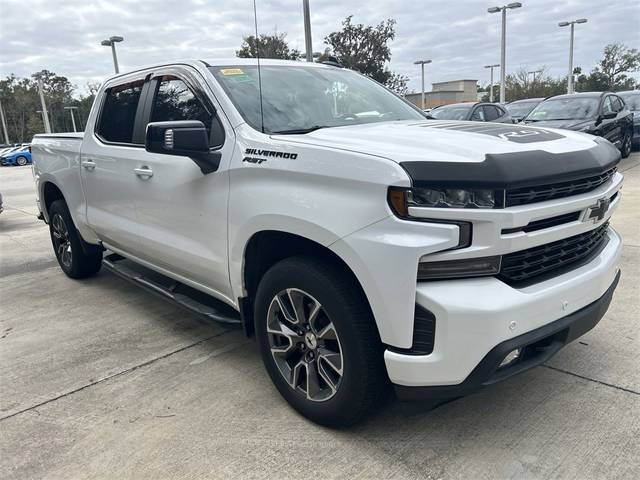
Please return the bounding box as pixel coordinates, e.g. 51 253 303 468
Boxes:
507 101 539 117
526 97 599 121
430 105 472 120
620 94 640 111
210 65 424 133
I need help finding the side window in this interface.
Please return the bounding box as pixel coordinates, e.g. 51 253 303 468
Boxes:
471 107 486 121
611 96 623 112
150 76 224 147
97 80 144 144
483 105 501 121
602 96 614 115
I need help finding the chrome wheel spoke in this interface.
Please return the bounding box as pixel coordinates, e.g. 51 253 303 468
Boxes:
317 323 338 341
318 347 343 376
305 361 323 399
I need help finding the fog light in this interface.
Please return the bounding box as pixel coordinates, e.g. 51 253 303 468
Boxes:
499 348 521 368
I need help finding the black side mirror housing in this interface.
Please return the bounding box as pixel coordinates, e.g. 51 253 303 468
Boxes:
145 120 221 174
601 111 617 120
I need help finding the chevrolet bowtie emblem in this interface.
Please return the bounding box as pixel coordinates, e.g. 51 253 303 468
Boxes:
586 198 610 223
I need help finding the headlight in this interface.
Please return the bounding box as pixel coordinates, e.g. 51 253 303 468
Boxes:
388 187 500 217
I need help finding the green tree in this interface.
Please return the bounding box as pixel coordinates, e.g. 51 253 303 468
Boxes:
237 33 300 60
323 16 409 94
576 43 640 92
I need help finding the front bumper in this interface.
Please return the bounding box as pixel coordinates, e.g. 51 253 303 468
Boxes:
395 269 620 401
385 227 622 390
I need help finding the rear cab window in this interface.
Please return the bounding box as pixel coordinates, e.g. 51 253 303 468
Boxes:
96 80 145 144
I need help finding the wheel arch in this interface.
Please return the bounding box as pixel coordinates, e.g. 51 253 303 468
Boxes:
42 181 66 221
239 230 375 339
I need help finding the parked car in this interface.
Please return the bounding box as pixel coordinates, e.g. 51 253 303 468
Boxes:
618 90 640 149
0 146 20 157
506 98 545 122
1 146 32 166
523 92 633 158
428 102 512 123
32 59 622 427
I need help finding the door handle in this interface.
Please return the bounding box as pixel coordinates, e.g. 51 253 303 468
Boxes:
81 160 96 170
134 167 153 179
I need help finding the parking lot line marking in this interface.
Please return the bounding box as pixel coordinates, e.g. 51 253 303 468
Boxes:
0 330 235 422
542 364 639 396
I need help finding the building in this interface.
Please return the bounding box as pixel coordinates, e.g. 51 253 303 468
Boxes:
405 79 478 109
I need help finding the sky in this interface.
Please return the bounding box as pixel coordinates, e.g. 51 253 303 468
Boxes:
0 0 638 95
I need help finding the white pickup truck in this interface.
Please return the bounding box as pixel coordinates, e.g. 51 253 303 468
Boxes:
32 59 623 427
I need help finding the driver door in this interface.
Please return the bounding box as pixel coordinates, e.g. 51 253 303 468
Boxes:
132 68 235 302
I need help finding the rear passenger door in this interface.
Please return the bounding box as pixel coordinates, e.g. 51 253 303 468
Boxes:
80 76 149 255
131 69 235 301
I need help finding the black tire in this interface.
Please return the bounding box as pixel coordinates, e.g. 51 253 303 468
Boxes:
620 130 632 159
254 256 388 427
16 156 28 166
48 199 102 279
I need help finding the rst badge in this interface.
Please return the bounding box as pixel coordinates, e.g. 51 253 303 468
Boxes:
584 197 611 223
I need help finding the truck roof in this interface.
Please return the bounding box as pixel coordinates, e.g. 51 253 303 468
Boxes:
103 58 335 84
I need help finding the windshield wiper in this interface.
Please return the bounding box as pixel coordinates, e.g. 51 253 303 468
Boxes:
271 125 333 135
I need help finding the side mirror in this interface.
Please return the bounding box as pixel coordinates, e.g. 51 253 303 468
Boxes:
601 111 617 120
145 120 221 174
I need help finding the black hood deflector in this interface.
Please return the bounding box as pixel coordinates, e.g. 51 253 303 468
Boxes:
400 140 620 190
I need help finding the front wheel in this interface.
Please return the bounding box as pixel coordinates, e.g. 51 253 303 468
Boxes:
49 200 103 278
16 156 28 166
254 256 388 427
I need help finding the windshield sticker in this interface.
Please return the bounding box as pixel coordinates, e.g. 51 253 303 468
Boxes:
220 68 245 76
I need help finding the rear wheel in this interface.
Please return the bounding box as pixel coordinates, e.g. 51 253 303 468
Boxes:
16 156 28 166
254 256 388 427
620 130 632 158
49 200 102 278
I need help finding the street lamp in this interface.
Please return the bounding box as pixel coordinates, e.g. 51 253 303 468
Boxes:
414 59 432 109
101 35 124 74
488 2 523 103
64 106 79 132
559 18 587 94
484 64 500 102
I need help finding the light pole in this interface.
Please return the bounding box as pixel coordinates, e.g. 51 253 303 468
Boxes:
414 59 432 109
0 99 9 144
37 79 52 133
488 2 523 103
559 18 587 94
101 35 124 73
302 0 313 62
527 69 542 83
484 64 500 102
64 106 78 132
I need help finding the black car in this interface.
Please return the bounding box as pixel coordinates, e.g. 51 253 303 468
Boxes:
618 90 640 150
523 92 633 158
429 102 512 123
506 97 545 123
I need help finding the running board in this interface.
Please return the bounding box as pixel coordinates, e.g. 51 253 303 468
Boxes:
102 253 241 327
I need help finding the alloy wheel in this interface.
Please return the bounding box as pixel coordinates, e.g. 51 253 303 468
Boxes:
16 156 27 166
266 288 344 402
51 213 72 268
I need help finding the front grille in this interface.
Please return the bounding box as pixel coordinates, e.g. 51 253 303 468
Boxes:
502 211 581 234
505 168 616 207
499 223 610 286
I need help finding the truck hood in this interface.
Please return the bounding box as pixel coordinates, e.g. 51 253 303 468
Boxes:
273 120 620 189
274 120 598 164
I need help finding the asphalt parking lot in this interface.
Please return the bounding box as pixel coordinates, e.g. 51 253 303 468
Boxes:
1 155 639 480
